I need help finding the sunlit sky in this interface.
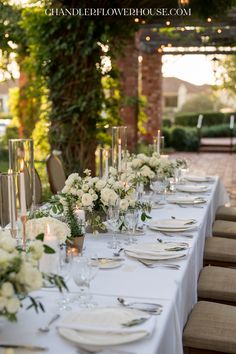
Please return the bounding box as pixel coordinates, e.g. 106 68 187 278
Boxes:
162 54 222 86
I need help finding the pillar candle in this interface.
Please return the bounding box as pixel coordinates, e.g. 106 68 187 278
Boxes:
105 150 109 177
7 169 13 230
19 160 27 216
40 224 59 274
118 138 122 172
157 130 161 155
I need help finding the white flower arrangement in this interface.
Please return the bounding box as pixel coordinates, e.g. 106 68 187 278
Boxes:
127 153 186 186
0 229 67 322
25 217 70 244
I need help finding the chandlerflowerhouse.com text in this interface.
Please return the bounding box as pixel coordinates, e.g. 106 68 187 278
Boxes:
45 7 192 17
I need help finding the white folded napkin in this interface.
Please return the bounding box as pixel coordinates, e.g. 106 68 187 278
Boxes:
57 315 155 335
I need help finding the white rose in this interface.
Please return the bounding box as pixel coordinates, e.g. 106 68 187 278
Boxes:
101 188 118 206
140 166 155 178
1 282 14 298
17 263 43 292
131 158 142 169
95 180 106 191
29 240 44 260
120 199 129 211
109 167 117 176
0 296 7 311
81 193 94 207
6 297 20 314
0 234 17 253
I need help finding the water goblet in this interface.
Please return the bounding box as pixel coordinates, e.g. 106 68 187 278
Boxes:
57 244 72 311
125 208 139 245
106 201 121 250
72 255 98 308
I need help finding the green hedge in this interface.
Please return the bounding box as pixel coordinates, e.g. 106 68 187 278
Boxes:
175 112 236 127
201 124 236 137
171 126 199 151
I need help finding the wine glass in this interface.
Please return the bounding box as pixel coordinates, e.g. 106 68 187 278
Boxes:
150 175 167 204
125 208 139 244
106 200 121 250
72 255 98 308
57 244 72 311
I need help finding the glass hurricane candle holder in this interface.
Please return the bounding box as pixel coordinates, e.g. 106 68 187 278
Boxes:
8 139 35 213
112 126 127 173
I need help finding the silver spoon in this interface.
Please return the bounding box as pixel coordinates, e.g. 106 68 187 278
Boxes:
38 313 60 333
117 297 163 310
113 248 124 257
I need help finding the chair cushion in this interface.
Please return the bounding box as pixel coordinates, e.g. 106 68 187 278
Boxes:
213 220 236 239
198 266 236 302
183 301 236 352
204 237 236 263
216 206 236 222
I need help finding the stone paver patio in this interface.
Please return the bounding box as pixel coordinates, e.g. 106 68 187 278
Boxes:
172 152 236 206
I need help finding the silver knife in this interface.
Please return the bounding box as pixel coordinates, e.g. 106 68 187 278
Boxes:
0 344 48 351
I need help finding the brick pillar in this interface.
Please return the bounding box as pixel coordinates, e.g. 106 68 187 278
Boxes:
141 52 162 143
117 39 139 152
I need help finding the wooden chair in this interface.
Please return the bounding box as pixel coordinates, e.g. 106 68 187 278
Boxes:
0 174 10 228
46 153 66 194
215 206 236 222
198 266 236 306
183 301 236 353
34 168 42 206
212 220 236 239
204 237 236 268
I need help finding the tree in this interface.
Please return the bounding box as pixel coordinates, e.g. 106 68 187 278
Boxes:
1 0 235 173
180 92 223 113
220 55 236 96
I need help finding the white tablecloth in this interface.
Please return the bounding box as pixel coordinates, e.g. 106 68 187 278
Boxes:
0 177 229 354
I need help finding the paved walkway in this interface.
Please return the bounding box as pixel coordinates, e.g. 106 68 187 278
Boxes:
172 152 236 206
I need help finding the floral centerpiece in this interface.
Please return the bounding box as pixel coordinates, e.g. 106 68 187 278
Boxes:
0 230 67 321
53 168 150 233
127 153 188 188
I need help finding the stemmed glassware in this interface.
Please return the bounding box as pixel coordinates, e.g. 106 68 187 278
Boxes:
150 175 168 204
106 199 121 250
72 255 99 308
57 244 72 311
125 208 139 245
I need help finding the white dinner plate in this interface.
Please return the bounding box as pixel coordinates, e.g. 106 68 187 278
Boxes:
125 242 188 260
58 307 153 350
149 218 197 229
176 184 209 193
185 175 213 183
149 225 197 232
167 196 206 205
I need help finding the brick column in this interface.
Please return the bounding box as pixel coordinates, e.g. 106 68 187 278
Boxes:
141 52 162 143
117 39 139 152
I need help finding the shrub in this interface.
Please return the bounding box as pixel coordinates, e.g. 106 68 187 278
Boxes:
171 126 199 151
201 124 236 137
174 112 232 127
162 119 172 128
162 128 171 148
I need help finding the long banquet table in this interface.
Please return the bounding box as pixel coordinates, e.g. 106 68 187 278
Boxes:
0 177 229 354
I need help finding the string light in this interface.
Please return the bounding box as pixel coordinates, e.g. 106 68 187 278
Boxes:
167 43 172 47
166 21 171 26
181 27 185 31
217 29 222 33
207 17 212 22
141 20 146 24
146 36 151 41
157 48 163 53
134 18 139 22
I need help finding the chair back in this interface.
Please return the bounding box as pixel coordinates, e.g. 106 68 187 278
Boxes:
46 153 66 194
34 168 42 206
0 174 10 228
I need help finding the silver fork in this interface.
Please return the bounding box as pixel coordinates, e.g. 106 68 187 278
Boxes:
138 259 180 269
77 348 136 354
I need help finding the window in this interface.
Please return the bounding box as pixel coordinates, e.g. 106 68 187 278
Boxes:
164 96 178 108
